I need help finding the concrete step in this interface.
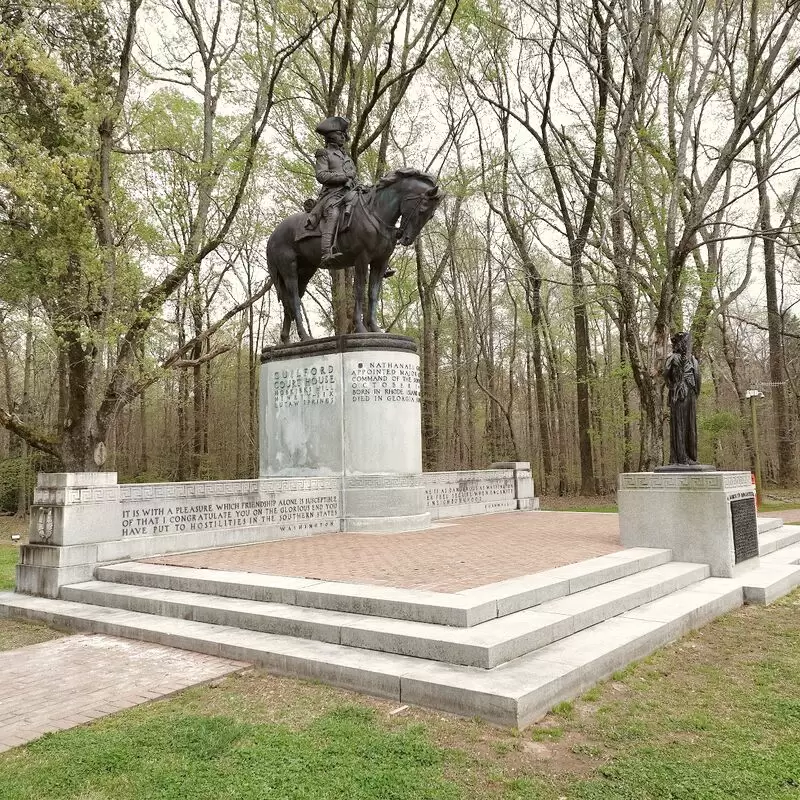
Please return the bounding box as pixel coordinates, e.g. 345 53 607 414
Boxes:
761 540 800 566
60 561 709 669
95 547 672 628
757 516 784 535
759 525 800 556
0 577 744 729
739 563 800 605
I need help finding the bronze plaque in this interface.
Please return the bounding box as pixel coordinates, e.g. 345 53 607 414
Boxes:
730 497 759 563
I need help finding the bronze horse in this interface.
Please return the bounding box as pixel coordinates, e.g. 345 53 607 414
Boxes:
267 168 443 343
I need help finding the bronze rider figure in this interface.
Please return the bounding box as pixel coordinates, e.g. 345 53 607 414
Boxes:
314 116 355 268
312 116 395 276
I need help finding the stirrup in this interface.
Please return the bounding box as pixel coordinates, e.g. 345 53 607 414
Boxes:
321 250 348 268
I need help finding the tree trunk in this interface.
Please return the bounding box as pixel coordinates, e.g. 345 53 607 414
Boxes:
417 243 440 472
249 311 259 477
332 269 353 334
619 329 633 473
756 145 795 486
526 276 552 492
719 315 754 469
571 244 595 493
140 390 148 474
15 301 34 515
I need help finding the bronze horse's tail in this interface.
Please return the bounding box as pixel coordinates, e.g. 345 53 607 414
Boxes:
266 221 290 306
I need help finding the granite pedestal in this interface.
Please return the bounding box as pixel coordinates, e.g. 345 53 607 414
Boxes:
260 334 430 533
617 471 759 578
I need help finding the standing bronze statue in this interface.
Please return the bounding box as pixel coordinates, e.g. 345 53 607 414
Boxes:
663 331 700 465
267 116 443 343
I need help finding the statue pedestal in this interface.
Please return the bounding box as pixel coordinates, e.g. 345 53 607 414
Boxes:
259 334 430 533
617 471 759 577
653 463 716 473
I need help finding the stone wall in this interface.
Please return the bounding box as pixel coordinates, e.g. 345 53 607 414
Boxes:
422 463 537 519
18 464 536 597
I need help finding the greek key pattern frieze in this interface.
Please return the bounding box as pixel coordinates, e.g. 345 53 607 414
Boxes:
120 480 262 502
618 473 726 491
345 475 421 489
421 470 514 485
120 477 340 502
259 477 340 492
33 486 120 506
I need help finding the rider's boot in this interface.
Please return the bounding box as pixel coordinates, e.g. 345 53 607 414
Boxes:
320 231 338 267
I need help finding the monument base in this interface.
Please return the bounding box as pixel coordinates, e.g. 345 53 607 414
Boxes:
260 334 429 534
618 471 759 578
653 463 716 473
341 474 430 533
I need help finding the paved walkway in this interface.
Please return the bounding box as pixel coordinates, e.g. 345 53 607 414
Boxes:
148 511 623 592
771 508 800 523
0 635 244 752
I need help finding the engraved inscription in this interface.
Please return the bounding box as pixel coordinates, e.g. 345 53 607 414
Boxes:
121 494 339 538
425 478 515 510
730 497 759 563
273 365 337 408
349 360 420 403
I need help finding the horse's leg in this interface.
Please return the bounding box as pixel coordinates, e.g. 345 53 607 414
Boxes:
280 303 292 344
283 255 309 341
366 260 385 333
351 259 368 333
271 272 292 344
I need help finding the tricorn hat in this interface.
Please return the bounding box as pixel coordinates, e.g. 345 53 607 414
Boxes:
671 331 690 349
315 116 350 137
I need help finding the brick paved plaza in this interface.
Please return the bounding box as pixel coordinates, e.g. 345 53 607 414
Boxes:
148 510 622 592
0 635 243 752
1 510 621 751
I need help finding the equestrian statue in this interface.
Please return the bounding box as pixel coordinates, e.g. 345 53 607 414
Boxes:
267 116 443 343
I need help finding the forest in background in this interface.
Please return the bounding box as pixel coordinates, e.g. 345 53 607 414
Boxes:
1 0 799 513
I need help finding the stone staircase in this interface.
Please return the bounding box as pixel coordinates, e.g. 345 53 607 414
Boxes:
2 520 800 728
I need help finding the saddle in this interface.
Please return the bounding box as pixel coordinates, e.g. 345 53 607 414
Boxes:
295 188 358 243
291 188 397 277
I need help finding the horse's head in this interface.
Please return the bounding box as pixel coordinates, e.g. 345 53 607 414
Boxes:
397 182 444 246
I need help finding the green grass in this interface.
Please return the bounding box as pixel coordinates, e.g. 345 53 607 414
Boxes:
0 706 461 800
759 489 800 513
2 589 800 798
760 502 800 513
0 540 62 651
563 505 618 513
539 495 618 513
0 617 63 651
0 528 65 650
0 515 25 591
0 543 18 590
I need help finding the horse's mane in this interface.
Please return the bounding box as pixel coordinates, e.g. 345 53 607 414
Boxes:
375 167 438 190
